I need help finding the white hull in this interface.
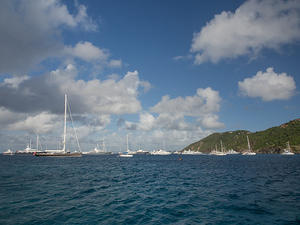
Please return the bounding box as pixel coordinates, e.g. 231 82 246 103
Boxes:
119 154 133 157
150 150 171 155
226 150 240 155
242 152 256 155
182 150 203 155
281 152 295 155
2 149 14 155
210 151 226 156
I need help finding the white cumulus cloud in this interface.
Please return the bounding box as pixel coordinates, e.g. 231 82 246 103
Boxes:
124 87 224 133
64 42 109 62
7 111 60 134
151 87 221 116
238 67 296 101
191 0 300 64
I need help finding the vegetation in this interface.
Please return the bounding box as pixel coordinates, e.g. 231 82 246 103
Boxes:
183 119 300 154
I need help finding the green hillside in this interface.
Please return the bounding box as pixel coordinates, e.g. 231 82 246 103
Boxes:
183 119 300 154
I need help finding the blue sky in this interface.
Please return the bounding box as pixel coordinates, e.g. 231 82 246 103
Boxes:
0 0 299 152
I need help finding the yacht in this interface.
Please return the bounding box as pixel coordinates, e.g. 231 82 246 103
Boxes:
210 141 226 155
281 141 294 155
2 149 14 155
15 136 41 155
34 94 82 157
226 149 240 154
182 149 203 155
150 149 171 155
242 136 256 155
84 139 112 155
135 149 150 155
119 134 134 157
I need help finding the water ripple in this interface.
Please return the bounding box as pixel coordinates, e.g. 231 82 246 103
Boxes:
0 154 300 224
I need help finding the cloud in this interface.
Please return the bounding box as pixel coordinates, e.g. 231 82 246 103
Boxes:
0 65 146 115
64 42 109 62
0 0 97 74
238 67 296 101
191 0 300 64
124 87 224 132
198 114 224 129
151 87 221 116
3 75 29 88
108 59 123 68
7 112 60 134
0 107 61 134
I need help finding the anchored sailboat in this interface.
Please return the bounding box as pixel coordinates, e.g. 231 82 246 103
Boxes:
242 136 256 155
281 141 294 155
119 134 133 157
34 94 82 157
210 140 226 155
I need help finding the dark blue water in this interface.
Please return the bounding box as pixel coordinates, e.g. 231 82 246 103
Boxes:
0 155 299 224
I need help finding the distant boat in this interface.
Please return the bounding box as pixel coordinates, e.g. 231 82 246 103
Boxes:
119 154 133 157
242 136 256 155
34 94 82 157
210 140 226 155
182 149 203 155
150 149 171 155
15 136 41 155
281 141 295 155
119 134 134 157
84 139 112 155
135 149 149 155
226 149 240 155
2 149 14 155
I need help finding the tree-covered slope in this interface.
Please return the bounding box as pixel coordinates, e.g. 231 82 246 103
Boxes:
183 119 300 154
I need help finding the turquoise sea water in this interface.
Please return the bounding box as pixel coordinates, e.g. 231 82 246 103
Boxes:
0 154 299 224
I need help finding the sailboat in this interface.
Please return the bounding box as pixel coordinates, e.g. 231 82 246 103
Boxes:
281 141 295 155
119 134 133 157
34 94 82 157
242 136 256 155
210 140 226 155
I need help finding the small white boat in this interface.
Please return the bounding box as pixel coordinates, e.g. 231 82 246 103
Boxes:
118 134 134 157
210 150 227 156
281 141 295 155
242 152 256 155
210 141 227 155
242 136 256 155
119 154 133 157
15 137 40 155
135 149 149 155
150 149 171 155
2 149 14 155
226 149 240 155
173 151 182 154
85 139 112 155
182 149 203 155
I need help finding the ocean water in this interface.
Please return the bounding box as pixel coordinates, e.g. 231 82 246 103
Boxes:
0 154 299 225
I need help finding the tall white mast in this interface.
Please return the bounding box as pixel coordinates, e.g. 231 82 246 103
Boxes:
220 140 223 153
63 94 67 152
126 134 129 152
247 135 251 152
36 135 39 151
102 138 106 152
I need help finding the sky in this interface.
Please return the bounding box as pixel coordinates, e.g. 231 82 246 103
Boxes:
0 0 299 152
